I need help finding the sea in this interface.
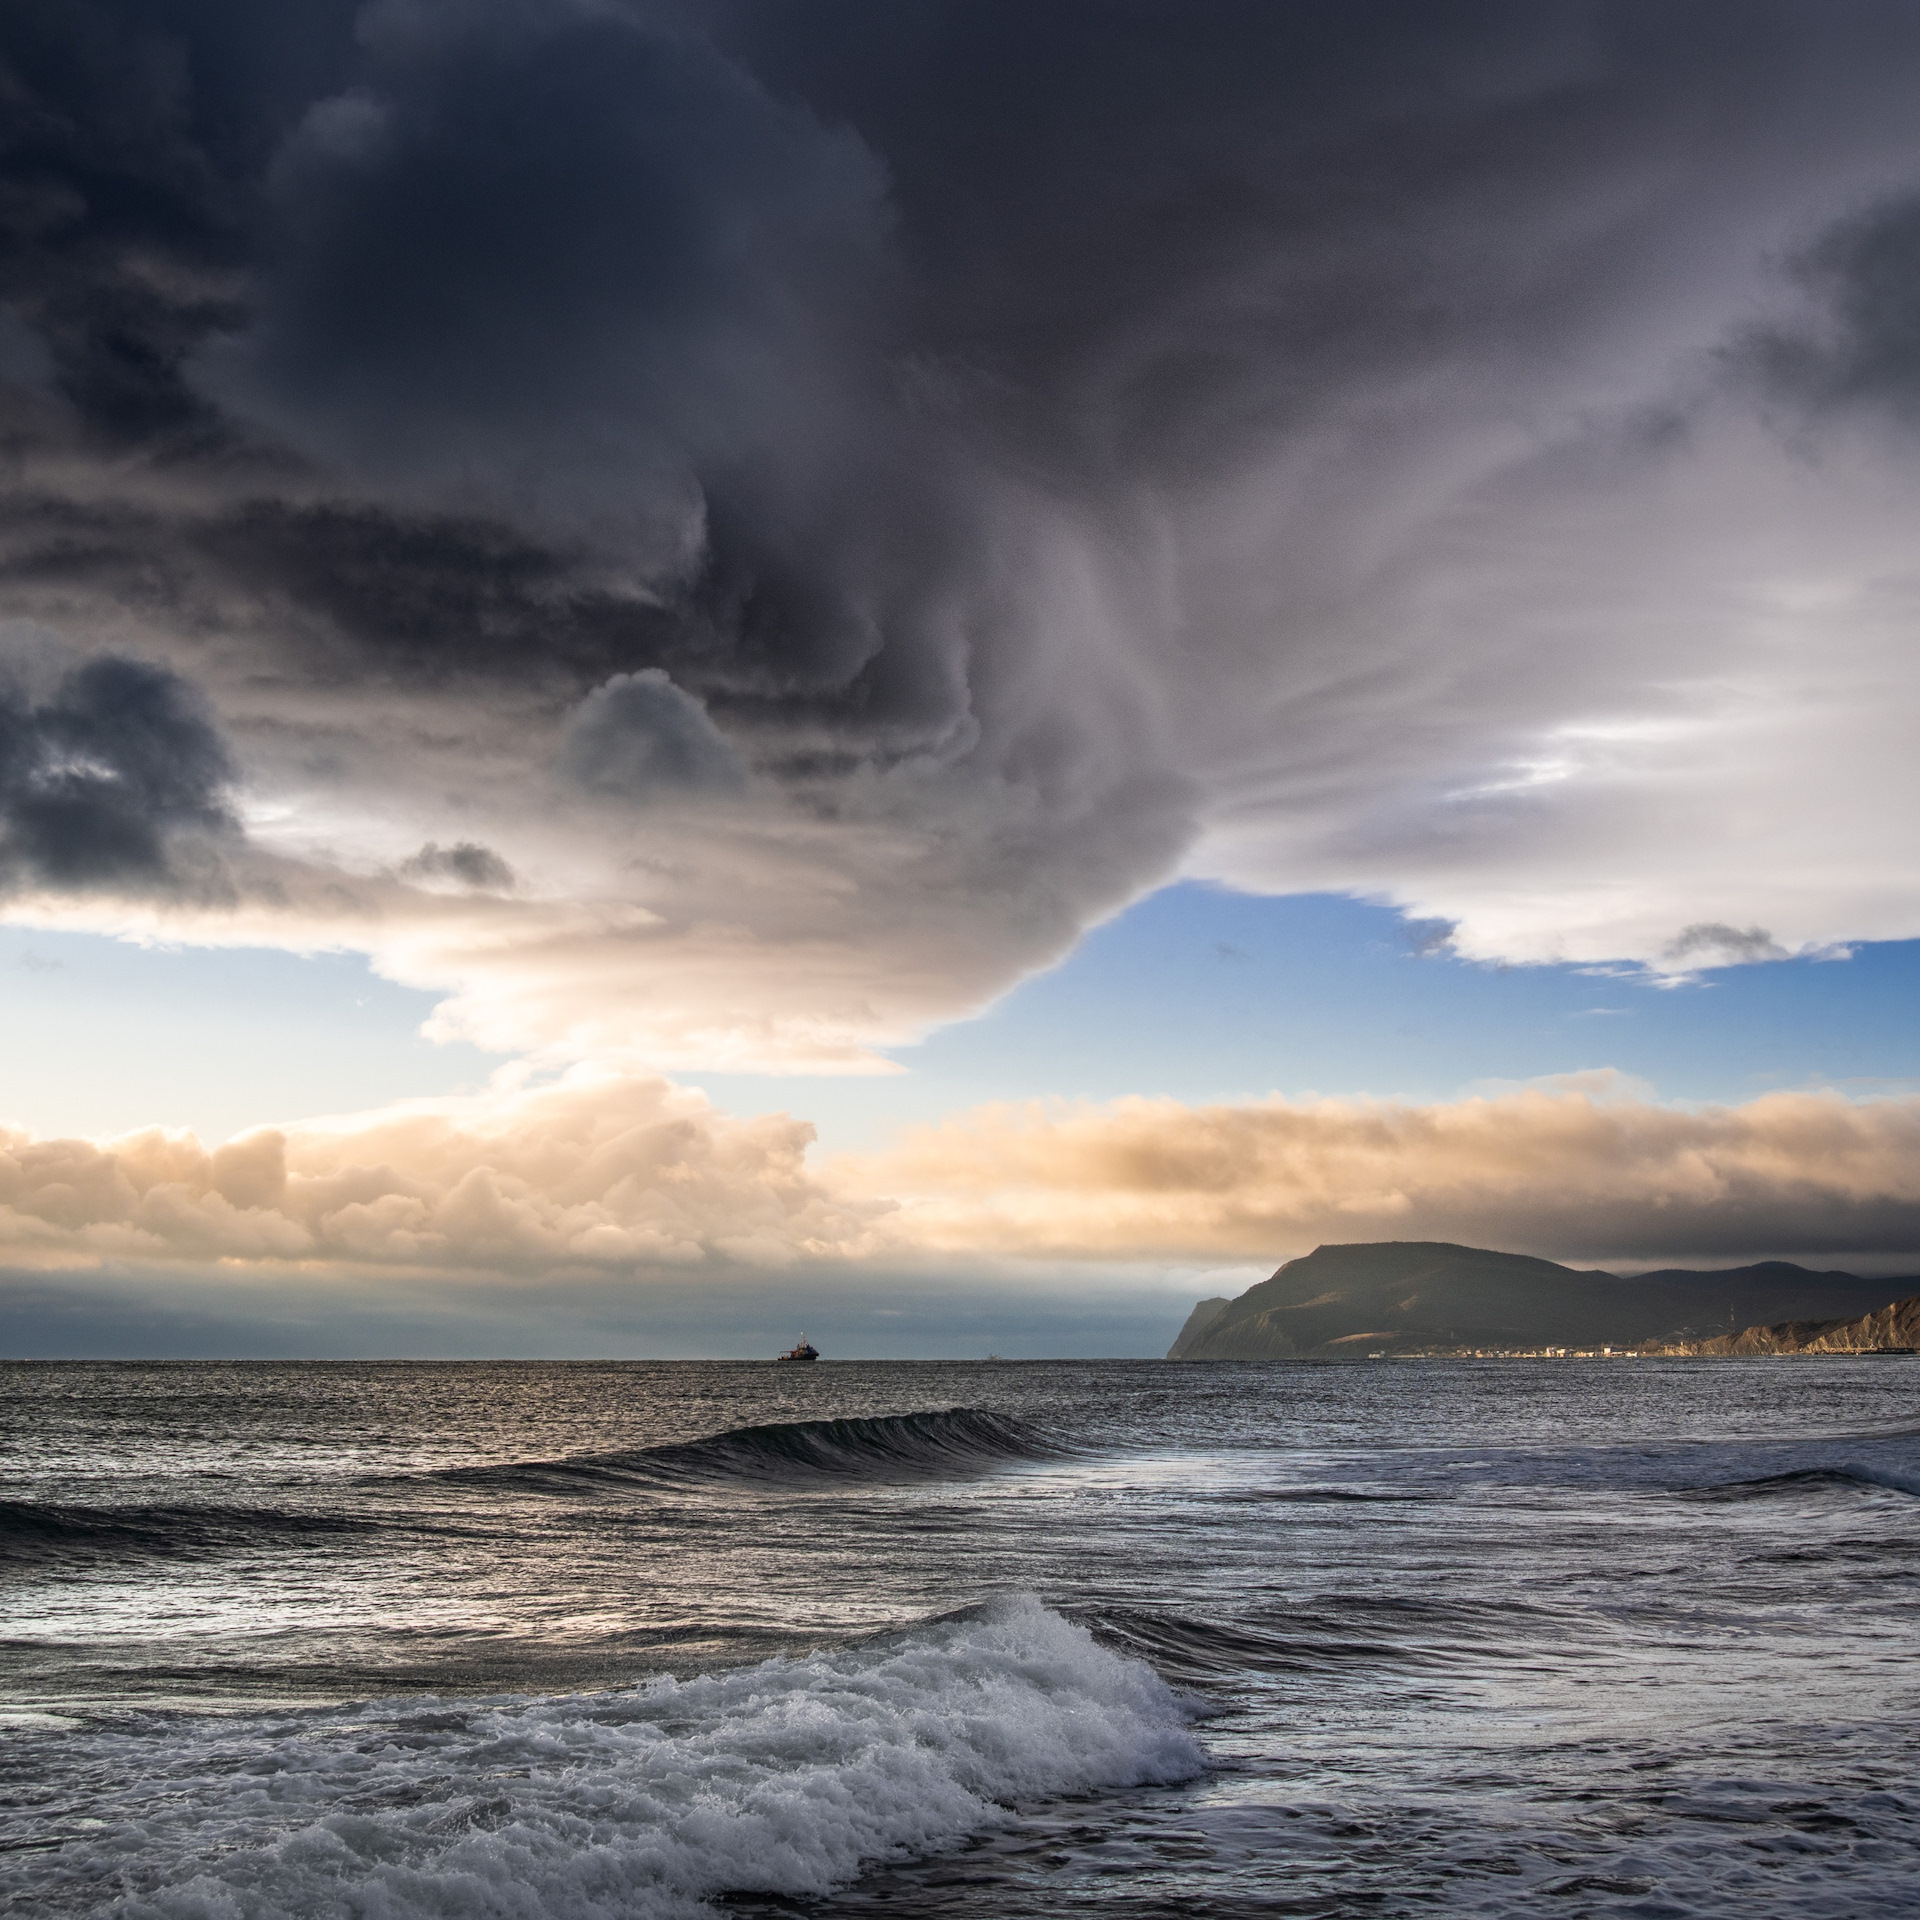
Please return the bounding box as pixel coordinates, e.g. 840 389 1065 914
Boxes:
3 1358 1917 1918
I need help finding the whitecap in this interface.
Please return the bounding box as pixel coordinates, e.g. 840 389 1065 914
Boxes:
6 1596 1203 1920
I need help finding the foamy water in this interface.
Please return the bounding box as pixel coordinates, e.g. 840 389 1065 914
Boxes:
4 1360 1918 1916
8 1598 1197 1919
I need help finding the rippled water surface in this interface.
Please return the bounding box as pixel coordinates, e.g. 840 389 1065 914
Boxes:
3 1358 1917 1917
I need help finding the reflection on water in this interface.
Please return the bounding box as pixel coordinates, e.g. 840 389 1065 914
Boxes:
2 1358 1918 1915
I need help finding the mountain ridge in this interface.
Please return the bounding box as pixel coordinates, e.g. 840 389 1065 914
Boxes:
1169 1241 1913 1358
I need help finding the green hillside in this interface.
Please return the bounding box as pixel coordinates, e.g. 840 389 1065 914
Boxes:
1171 1242 1907 1357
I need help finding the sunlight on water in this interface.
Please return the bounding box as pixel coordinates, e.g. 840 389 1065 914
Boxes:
2 1359 1917 1916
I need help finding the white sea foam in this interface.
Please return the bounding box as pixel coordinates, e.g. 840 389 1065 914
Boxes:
9 1597 1203 1920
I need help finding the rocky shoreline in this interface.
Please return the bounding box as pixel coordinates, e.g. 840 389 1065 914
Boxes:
1651 1292 1920 1356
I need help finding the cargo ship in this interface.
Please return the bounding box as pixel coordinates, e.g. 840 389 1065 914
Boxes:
776 1337 819 1363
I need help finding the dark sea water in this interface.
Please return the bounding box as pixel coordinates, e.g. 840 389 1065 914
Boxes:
3 1359 1918 1918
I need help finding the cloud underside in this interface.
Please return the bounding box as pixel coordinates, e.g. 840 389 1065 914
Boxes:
5 3 1920 1065
6 1076 1919 1279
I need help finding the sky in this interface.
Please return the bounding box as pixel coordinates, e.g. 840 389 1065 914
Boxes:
4 0 1920 1355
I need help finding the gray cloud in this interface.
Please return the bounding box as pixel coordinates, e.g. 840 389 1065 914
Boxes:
398 840 515 892
1402 918 1459 958
6 2 1920 1059
0 307 57 393
0 0 355 447
0 653 237 894
1749 192 1920 423
560 670 747 800
1664 923 1789 967
193 0 892 549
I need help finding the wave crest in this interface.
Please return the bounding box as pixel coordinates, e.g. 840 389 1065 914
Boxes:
0 1597 1202 1919
438 1406 1058 1493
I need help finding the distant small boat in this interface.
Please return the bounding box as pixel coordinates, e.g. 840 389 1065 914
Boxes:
776 1337 820 1364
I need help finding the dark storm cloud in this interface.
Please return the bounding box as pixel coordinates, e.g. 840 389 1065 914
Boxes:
178 0 1004 765
3 0 979 740
708 0 1908 471
193 501 685 688
194 0 890 503
0 653 236 892
6 0 1912 715
5 0 1920 1054
1749 191 1920 423
0 0 360 447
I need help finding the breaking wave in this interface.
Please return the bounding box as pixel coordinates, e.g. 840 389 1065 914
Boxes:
433 1406 1060 1493
3 1412 1060 1572
1 1596 1203 1920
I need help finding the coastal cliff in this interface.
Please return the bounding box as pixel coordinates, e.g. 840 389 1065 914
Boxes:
1169 1241 1911 1358
1656 1291 1920 1355
1167 1297 1232 1359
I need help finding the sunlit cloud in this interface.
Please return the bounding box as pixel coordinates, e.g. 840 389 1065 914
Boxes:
847 1075 1920 1267
6 1073 1919 1283
0 1069 887 1279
